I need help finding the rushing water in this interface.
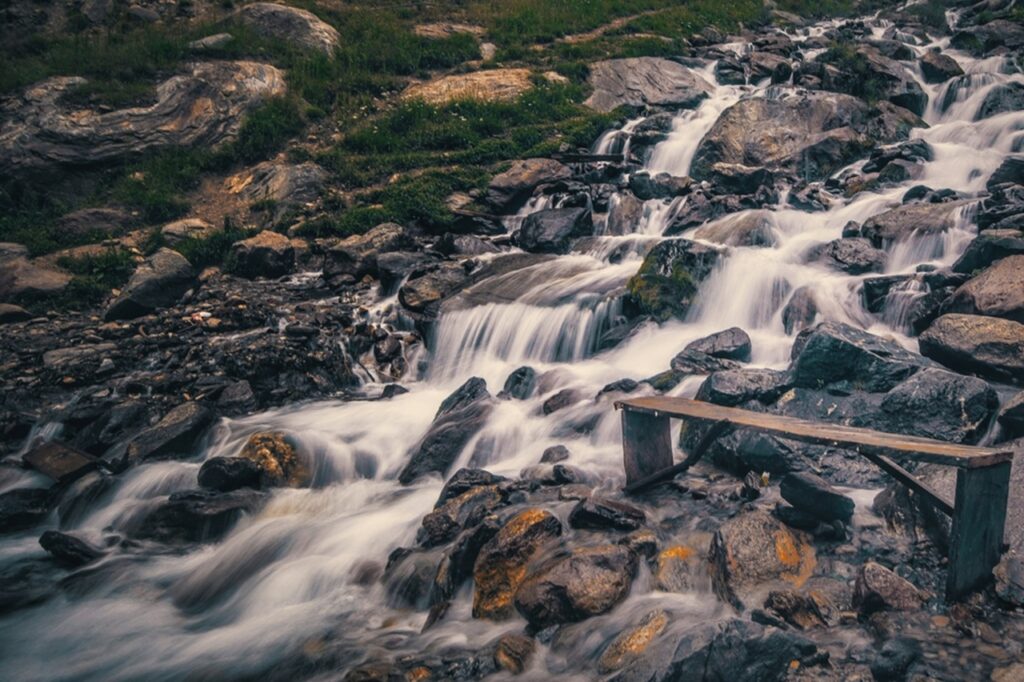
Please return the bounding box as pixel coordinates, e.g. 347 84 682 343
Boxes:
3 12 1024 681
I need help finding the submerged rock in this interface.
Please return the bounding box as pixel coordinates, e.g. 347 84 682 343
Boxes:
514 544 638 628
124 402 213 463
197 456 263 492
0 488 51 534
38 530 104 568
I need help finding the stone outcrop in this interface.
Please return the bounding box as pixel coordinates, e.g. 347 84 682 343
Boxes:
585 57 713 112
234 3 340 55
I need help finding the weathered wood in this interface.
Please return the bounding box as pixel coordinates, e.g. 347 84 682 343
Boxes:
946 461 1011 600
22 441 98 483
621 410 672 486
615 397 1013 469
624 419 732 494
860 451 955 517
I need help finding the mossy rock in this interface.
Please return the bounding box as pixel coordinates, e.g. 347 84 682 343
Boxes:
239 431 310 488
626 239 724 322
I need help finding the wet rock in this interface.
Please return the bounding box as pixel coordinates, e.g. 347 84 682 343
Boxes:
691 89 913 183
860 200 970 248
610 618 818 682
418 485 506 547
852 562 925 613
56 471 113 527
234 2 340 55
791 321 931 392
693 210 776 247
238 431 309 488
919 313 1024 384
493 633 536 674
653 544 705 592
606 192 643 236
501 366 537 400
685 327 752 362
994 552 1024 606
696 368 790 407
134 489 266 544
473 508 562 620
762 589 832 630
435 468 507 508
780 471 855 523
0 559 58 615
324 223 413 283
486 159 571 212
569 497 645 531
817 237 887 274
38 530 104 568
104 248 195 321
837 44 928 115
952 229 1024 273
400 378 494 484
585 57 713 113
0 488 51 534
161 218 216 246
748 51 792 84
782 286 819 334
383 548 438 610
670 349 741 374
998 392 1024 437
540 445 570 463
626 239 724 322
977 82 1024 120
599 609 670 674
516 207 592 254
197 456 263 492
542 388 584 415
871 637 921 681
125 401 213 463
229 230 294 279
628 172 691 201
951 19 1024 56
943 255 1024 322
515 544 638 628
1 62 285 177
919 50 963 83
988 156 1024 189
398 261 473 313
877 368 998 444
708 510 817 610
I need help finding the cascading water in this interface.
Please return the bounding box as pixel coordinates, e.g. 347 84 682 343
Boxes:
3 10 1023 681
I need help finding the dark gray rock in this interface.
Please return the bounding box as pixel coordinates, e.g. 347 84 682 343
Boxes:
670 349 742 374
486 159 572 211
134 489 267 543
876 368 997 444
435 467 507 508
684 327 752 362
586 58 713 113
696 368 790 407
782 286 819 334
0 488 50 534
198 456 263 492
626 239 725 322
952 229 1024 273
229 230 295 279
324 223 414 283
517 208 592 253
501 366 537 400
976 82 1024 120
38 530 104 568
871 637 921 681
818 237 887 274
104 248 195 321
399 378 494 484
920 51 963 83
569 497 646 531
628 172 691 201
943 255 1024 322
780 471 855 523
540 445 570 463
125 402 214 463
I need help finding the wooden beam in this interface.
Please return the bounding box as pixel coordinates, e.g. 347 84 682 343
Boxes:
861 451 955 517
624 419 732 494
946 461 1012 600
621 409 673 487
615 398 1012 469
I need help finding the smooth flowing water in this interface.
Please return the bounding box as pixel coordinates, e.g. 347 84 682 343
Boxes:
2 13 1023 681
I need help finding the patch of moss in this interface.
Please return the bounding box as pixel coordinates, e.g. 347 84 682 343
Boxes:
626 262 698 322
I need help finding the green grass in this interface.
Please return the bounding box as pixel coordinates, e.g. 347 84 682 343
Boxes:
49 248 138 310
174 219 248 270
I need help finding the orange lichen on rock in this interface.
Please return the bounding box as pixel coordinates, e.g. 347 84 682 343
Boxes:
239 431 310 487
598 609 670 673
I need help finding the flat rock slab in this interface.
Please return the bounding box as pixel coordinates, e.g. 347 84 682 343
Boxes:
23 441 98 482
585 57 713 113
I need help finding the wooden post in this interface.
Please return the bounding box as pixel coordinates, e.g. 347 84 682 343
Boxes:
946 461 1012 600
621 409 673 487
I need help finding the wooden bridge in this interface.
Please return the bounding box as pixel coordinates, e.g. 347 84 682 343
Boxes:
615 396 1015 601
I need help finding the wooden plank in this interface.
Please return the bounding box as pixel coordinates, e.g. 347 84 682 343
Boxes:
946 462 1012 600
861 451 955 517
22 441 98 483
621 410 673 487
624 419 732 494
615 397 1012 469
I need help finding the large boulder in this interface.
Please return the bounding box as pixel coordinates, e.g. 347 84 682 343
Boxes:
234 2 340 55
124 401 214 463
585 58 713 113
399 377 494 484
950 20 1024 56
398 261 473 313
708 510 816 610
0 62 286 177
860 200 971 248
104 248 195 320
324 222 414 283
473 508 562 620
516 207 592 254
486 159 571 212
976 82 1024 120
229 230 295 279
919 51 964 84
198 456 263 492
161 218 217 246
605 192 644 236
875 368 998 444
919 314 1024 384
833 44 928 115
690 90 915 182
626 239 724 322
790 321 932 392
952 229 1024 273
514 544 638 627
692 211 776 247
943 255 1024 322
852 561 925 613
684 327 752 362
816 237 887 274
